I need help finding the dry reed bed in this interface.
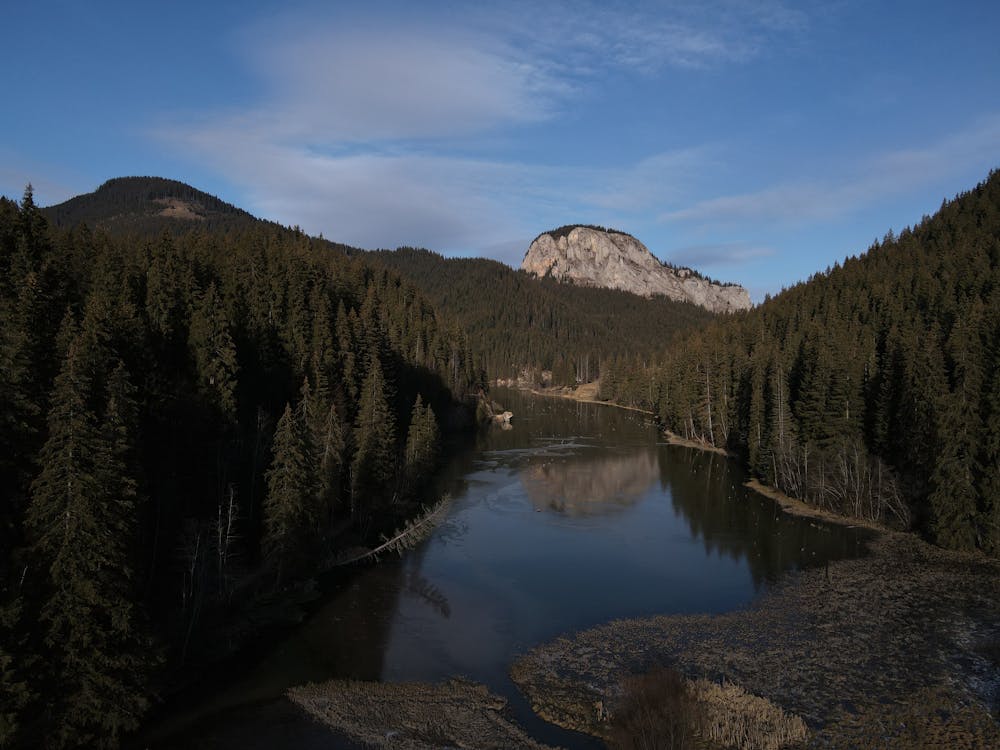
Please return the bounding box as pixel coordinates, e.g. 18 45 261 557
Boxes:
691 678 808 750
511 531 1000 748
288 677 559 749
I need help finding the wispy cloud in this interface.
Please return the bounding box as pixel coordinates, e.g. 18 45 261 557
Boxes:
580 148 717 212
233 23 569 143
166 131 530 250
661 115 1000 226
667 242 776 268
157 2 810 254
491 0 810 73
164 121 712 255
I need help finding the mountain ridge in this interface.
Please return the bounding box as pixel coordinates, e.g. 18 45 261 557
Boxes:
39 176 369 261
42 176 255 228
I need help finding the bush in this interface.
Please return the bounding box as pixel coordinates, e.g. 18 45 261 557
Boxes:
609 667 701 750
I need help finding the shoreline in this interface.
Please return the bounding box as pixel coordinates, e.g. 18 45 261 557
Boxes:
275 389 999 748
509 381 655 416
662 430 731 457
510 529 1000 747
743 478 886 532
517 382 886 531
504 386 1000 746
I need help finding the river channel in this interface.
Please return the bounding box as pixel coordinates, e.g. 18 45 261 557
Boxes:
144 388 870 748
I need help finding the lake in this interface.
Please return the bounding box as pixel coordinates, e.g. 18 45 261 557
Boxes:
143 388 868 748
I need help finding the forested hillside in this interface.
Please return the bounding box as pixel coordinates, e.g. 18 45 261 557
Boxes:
372 247 714 384
42 176 360 258
0 186 479 748
602 170 1000 553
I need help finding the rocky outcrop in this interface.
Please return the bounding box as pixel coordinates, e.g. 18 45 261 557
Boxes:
521 226 751 313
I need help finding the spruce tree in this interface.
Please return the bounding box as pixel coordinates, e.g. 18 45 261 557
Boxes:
0 272 44 554
188 281 239 417
404 395 440 492
929 390 981 550
309 284 338 402
263 403 317 584
27 340 151 748
352 354 396 531
929 311 985 550
980 345 1000 554
144 234 189 341
0 598 31 748
335 300 358 404
314 400 346 528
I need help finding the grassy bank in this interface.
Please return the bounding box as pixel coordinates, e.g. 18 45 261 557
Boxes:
510 530 1000 748
744 478 885 531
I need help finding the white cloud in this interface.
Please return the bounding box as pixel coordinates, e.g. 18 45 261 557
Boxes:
163 112 723 255
660 182 832 224
157 3 811 254
169 129 524 250
237 25 569 143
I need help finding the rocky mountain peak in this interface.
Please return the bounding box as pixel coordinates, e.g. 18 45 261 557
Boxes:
521 225 751 313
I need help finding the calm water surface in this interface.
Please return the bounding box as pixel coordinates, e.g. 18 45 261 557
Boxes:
145 389 868 748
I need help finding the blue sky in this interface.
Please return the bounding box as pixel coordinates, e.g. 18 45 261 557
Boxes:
3 1 999 300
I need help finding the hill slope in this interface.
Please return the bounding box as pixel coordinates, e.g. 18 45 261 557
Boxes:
0 182 480 746
40 179 719 387
372 247 715 384
41 176 361 257
604 168 1000 553
42 176 257 231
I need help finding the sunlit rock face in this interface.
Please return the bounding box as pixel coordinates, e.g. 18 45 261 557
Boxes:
522 226 751 313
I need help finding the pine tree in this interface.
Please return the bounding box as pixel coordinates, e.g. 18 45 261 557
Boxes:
314 400 346 527
13 185 48 280
352 354 396 532
0 272 45 553
929 390 981 550
188 281 239 417
27 341 151 748
929 310 985 550
0 597 31 748
309 284 338 401
144 233 189 341
979 341 1000 553
335 300 358 404
263 403 317 584
404 395 440 492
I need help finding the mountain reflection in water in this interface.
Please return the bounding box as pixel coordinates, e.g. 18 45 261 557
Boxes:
521 446 659 516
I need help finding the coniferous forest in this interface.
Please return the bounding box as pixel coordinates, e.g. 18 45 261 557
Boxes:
372 247 714 384
600 170 1000 553
2 168 1000 748
0 181 480 748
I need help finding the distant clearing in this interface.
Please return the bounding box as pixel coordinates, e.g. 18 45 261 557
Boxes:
153 197 205 220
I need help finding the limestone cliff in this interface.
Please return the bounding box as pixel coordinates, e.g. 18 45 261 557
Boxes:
521 226 751 313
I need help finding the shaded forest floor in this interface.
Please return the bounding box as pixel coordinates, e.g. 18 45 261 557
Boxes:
511 529 1000 748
